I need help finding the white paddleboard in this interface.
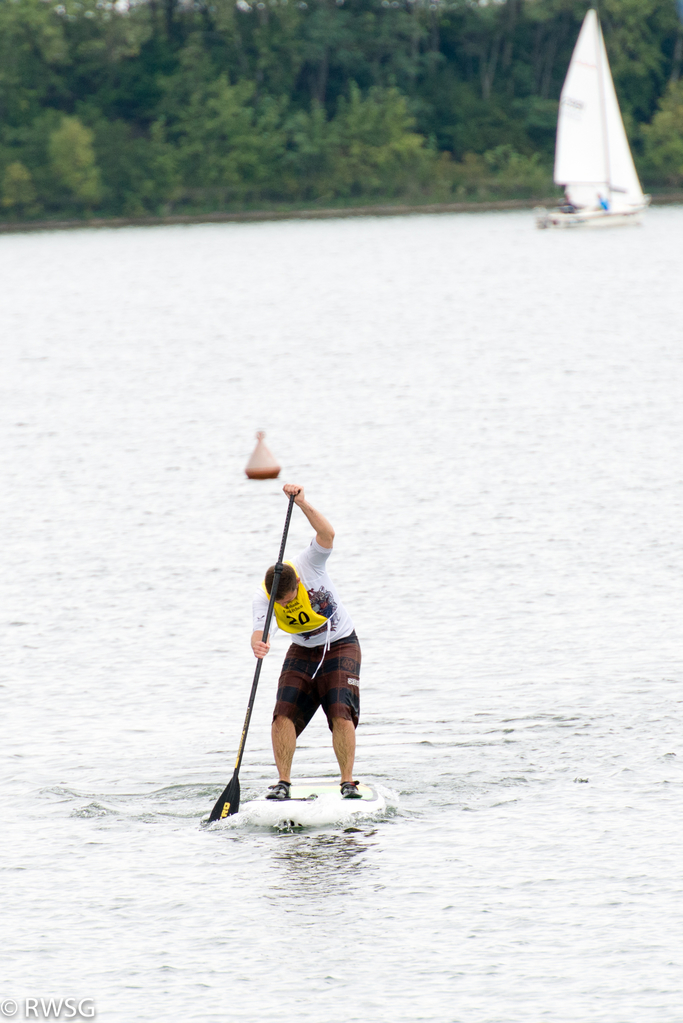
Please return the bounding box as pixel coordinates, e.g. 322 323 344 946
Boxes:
236 780 386 828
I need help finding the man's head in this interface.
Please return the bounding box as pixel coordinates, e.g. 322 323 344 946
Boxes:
264 564 299 606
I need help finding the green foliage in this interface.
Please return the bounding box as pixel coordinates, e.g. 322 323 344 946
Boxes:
0 0 680 220
89 116 181 214
335 84 430 192
642 80 683 185
0 0 68 127
287 85 434 200
483 145 552 194
2 161 39 213
172 77 287 192
442 145 554 201
600 0 679 123
49 116 103 206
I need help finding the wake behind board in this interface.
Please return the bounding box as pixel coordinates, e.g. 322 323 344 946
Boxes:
237 780 386 828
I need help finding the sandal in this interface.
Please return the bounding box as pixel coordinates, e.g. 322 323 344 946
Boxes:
265 780 291 801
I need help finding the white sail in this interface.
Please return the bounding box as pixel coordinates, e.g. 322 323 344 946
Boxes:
599 30 644 206
554 9 644 210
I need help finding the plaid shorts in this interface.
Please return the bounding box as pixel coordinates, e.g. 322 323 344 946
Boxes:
273 631 361 736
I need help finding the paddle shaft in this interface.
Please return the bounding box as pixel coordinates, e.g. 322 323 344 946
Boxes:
231 492 296 779
207 491 296 822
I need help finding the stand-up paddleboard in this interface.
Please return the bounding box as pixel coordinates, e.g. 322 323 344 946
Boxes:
234 780 386 828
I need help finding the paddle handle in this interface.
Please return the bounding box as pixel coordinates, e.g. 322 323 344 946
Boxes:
233 492 296 777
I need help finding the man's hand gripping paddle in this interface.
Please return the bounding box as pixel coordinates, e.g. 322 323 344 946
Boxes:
207 492 296 823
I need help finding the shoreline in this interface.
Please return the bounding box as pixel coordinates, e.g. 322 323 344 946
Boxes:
1 192 682 235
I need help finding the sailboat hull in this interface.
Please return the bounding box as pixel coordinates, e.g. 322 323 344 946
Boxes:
534 204 647 229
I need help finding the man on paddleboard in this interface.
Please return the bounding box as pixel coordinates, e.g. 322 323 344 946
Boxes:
251 483 362 800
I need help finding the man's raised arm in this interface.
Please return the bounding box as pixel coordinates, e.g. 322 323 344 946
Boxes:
283 483 334 549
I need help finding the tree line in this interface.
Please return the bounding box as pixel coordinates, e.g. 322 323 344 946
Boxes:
1 0 682 219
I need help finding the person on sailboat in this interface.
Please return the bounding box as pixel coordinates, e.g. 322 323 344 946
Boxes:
560 191 577 213
251 483 362 801
598 194 610 211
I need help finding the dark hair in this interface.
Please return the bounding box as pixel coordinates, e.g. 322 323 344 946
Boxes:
264 564 298 600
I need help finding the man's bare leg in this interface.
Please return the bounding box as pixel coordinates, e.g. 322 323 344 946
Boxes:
332 718 356 783
272 715 297 782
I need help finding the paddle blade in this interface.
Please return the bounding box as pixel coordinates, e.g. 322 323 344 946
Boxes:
208 772 241 823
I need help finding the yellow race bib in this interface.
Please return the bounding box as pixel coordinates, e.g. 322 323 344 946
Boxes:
262 562 329 634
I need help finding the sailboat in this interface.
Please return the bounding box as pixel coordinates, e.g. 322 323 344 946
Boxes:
535 8 649 229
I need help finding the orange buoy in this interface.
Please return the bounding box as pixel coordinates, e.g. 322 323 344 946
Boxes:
245 431 281 480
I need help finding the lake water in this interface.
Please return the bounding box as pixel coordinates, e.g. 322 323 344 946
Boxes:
2 207 683 1023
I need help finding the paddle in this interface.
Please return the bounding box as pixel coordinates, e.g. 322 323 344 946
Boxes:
207 491 296 822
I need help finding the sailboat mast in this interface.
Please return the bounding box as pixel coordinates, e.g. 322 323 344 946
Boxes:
595 11 612 202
